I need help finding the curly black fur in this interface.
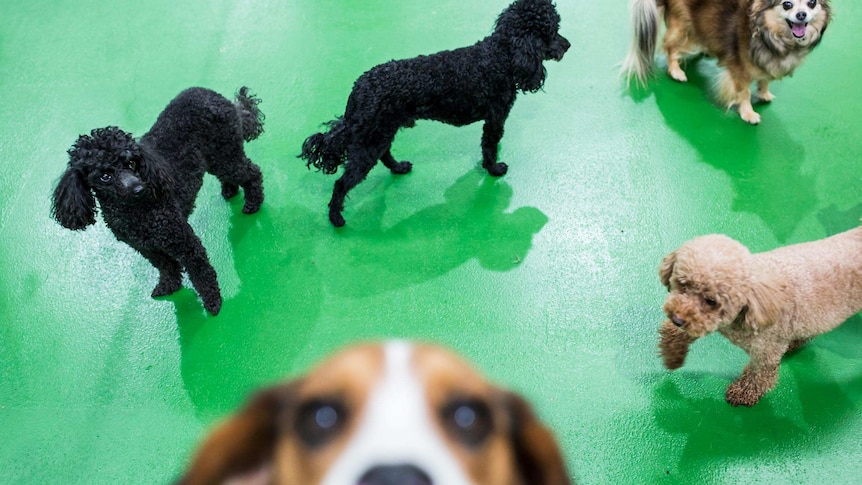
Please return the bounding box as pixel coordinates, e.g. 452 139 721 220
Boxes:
51 87 266 315
299 0 569 227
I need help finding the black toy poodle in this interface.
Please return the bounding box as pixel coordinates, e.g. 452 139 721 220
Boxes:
51 87 265 315
300 0 569 227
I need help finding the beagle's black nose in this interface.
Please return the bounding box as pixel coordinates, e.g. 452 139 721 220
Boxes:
359 465 432 485
671 315 686 328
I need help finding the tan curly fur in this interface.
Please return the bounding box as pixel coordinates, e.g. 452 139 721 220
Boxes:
657 223 862 406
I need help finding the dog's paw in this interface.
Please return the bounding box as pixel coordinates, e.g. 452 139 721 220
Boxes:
739 108 761 125
485 162 508 177
757 90 775 103
390 161 413 175
242 201 262 214
152 278 182 297
329 211 346 228
204 295 223 316
221 183 239 200
725 381 763 407
668 67 688 83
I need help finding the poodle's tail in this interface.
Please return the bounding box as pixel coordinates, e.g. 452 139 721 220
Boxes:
620 0 661 87
234 87 265 142
299 118 349 175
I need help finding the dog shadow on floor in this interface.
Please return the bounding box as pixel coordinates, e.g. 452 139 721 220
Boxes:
320 169 548 298
650 328 862 481
818 202 862 236
651 61 818 243
173 203 324 419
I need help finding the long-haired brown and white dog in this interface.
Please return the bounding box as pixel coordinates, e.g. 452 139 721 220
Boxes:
622 0 832 124
176 341 571 485
657 222 862 406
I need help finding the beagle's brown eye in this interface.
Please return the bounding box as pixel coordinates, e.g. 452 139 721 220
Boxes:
704 297 718 308
296 400 347 448
442 399 493 447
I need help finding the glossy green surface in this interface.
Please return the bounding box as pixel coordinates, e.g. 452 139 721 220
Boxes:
1 1 861 483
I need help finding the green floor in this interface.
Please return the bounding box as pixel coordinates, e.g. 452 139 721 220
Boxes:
2 0 861 483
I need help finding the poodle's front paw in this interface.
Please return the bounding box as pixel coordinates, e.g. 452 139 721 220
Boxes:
203 295 222 316
485 162 508 177
725 380 764 407
221 183 239 200
242 200 262 215
658 321 694 370
329 211 346 228
152 277 182 297
390 161 413 175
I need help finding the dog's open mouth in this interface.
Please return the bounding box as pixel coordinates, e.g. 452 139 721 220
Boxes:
787 21 808 39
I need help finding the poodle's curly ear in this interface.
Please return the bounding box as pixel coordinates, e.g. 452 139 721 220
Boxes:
51 167 96 230
512 36 547 93
138 142 174 197
505 391 571 485
659 250 677 289
176 383 298 485
740 276 786 332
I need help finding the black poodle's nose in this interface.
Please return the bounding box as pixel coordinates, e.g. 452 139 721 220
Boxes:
551 34 571 61
796 11 807 21
671 315 686 328
358 465 432 485
118 170 144 196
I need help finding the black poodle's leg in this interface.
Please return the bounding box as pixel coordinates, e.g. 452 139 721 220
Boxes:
209 145 264 214
328 149 378 227
163 221 223 315
140 249 183 297
481 115 510 177
221 182 239 200
380 150 412 175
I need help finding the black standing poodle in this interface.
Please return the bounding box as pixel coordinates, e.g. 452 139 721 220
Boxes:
51 87 265 315
300 0 570 227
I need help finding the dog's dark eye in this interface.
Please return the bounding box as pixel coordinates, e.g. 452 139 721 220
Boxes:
441 399 493 447
782 1 793 10
704 297 718 308
807 0 816 8
295 399 347 448
99 173 112 183
127 160 136 170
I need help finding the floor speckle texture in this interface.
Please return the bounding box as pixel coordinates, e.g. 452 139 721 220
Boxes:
1 1 861 483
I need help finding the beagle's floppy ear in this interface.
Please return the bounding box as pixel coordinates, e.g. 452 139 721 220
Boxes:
658 250 678 290
177 383 298 485
51 167 96 230
506 392 572 485
740 275 786 333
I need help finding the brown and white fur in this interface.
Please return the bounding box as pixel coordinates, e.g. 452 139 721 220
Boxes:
176 341 571 485
622 0 831 124
657 223 862 406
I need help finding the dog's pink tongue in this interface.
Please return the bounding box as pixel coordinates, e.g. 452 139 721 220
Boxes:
791 23 807 38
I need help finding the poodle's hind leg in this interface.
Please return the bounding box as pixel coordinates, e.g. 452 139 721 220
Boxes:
725 349 783 407
328 147 379 227
163 221 222 315
658 320 698 370
140 248 183 297
208 143 264 214
380 150 412 175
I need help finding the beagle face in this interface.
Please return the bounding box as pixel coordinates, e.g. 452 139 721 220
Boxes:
177 341 570 485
